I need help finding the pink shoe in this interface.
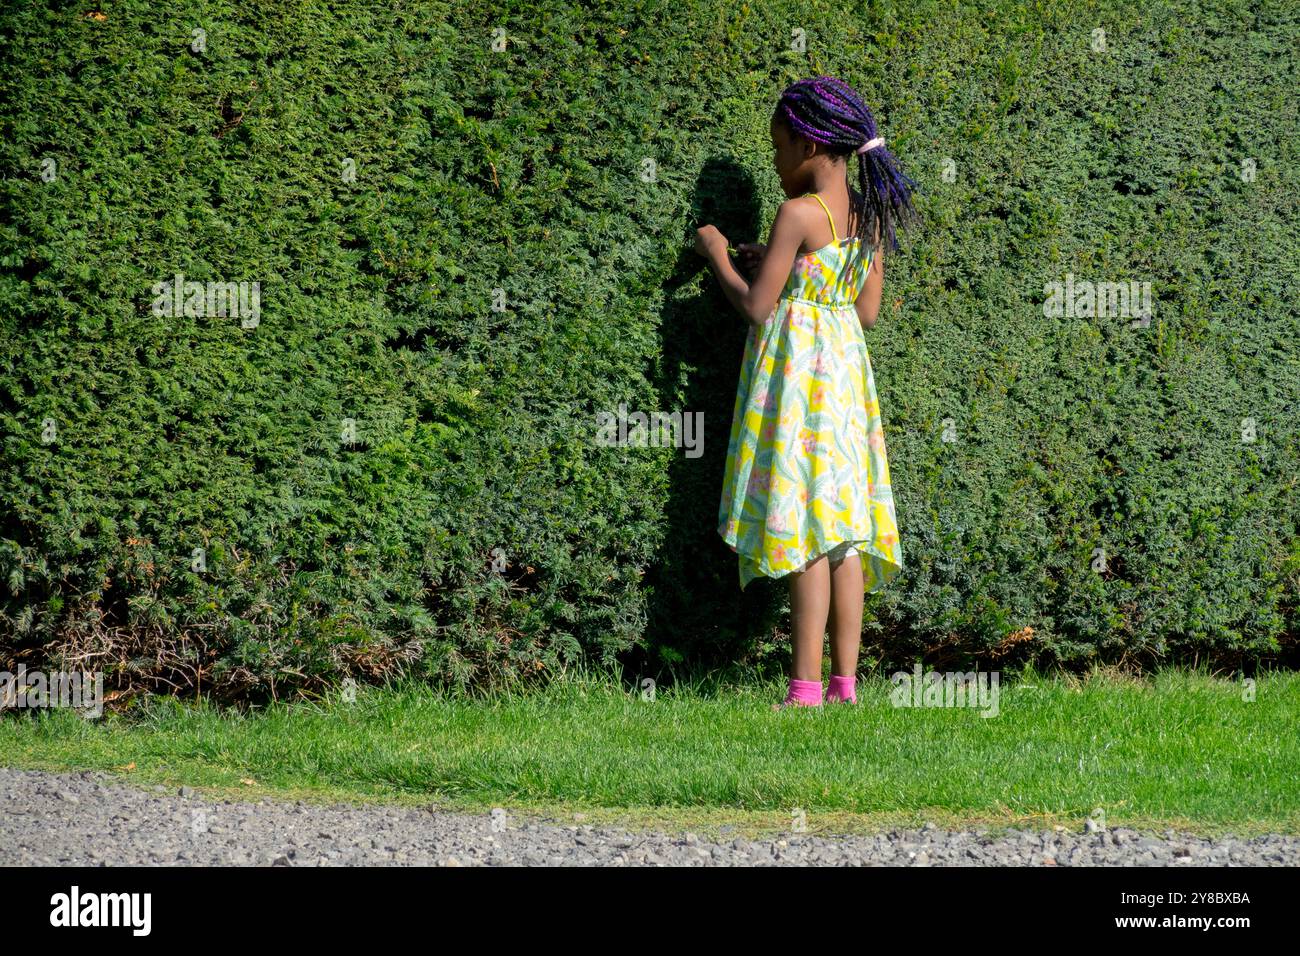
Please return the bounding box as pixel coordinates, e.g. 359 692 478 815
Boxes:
825 674 857 704
772 677 824 711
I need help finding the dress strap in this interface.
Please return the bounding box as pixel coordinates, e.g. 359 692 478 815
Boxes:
806 192 838 242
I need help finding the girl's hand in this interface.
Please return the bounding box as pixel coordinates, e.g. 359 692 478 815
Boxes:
735 242 766 280
694 224 727 259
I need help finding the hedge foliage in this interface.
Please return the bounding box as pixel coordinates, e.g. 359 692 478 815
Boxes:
1 0 1297 701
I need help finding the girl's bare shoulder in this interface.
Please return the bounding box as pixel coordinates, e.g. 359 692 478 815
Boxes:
770 195 825 239
775 193 824 217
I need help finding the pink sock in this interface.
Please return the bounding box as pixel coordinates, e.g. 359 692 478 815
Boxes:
783 678 823 706
826 674 856 703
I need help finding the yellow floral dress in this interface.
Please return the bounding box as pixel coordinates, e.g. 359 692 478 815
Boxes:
718 192 902 592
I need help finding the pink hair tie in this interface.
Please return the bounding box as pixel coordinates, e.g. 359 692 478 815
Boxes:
856 136 884 154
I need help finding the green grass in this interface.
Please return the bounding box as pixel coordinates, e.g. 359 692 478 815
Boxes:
3 665 1296 841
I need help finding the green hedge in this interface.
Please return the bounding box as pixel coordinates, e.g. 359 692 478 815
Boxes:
1 0 1297 701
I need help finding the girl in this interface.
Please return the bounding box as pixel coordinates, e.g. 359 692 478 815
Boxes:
694 76 919 711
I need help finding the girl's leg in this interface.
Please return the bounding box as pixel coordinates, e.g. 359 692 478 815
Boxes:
827 552 864 677
787 554 830 682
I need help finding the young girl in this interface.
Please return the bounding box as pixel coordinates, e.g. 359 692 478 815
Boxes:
694 76 919 711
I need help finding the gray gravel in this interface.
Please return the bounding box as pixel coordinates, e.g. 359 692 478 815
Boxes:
2 766 1296 866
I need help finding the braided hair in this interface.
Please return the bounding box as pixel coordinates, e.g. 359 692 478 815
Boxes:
775 76 918 268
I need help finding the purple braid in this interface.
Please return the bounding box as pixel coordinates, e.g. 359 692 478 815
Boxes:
775 76 919 257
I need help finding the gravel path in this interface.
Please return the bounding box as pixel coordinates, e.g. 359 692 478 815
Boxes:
2 766 1296 866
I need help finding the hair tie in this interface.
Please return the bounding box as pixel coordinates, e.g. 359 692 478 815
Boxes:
856 136 884 154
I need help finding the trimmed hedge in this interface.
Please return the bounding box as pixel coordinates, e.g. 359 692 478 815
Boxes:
1 0 1297 701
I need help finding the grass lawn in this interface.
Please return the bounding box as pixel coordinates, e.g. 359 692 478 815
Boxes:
2 665 1296 841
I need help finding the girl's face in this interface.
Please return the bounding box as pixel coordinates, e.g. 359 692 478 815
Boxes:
770 116 812 198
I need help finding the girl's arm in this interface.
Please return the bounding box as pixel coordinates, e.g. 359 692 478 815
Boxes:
854 216 885 329
697 200 815 330
855 248 884 329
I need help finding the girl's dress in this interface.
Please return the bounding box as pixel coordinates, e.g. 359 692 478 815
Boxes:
718 191 902 592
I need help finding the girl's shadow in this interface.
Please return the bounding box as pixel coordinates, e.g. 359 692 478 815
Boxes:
621 158 788 689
